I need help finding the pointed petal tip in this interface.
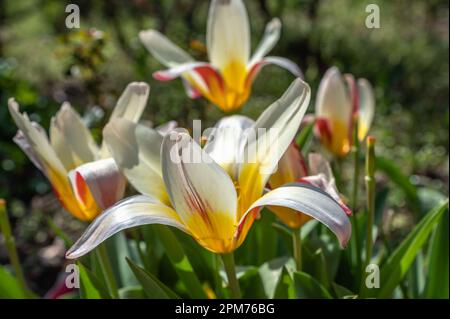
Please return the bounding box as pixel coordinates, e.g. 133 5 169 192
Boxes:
126 81 150 95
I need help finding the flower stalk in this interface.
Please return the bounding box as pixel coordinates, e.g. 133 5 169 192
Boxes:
364 136 376 269
221 252 241 299
95 244 119 299
351 116 362 274
292 227 302 271
0 199 29 296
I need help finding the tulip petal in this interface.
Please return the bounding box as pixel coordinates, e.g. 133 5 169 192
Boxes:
50 103 99 170
357 78 375 141
238 183 352 248
203 115 255 178
268 143 308 189
8 99 66 177
108 82 150 125
207 0 250 70
139 29 194 67
249 18 282 67
69 158 126 210
303 153 351 215
65 195 188 259
155 121 178 136
161 131 238 253
238 78 311 210
315 67 352 156
9 99 91 221
103 118 170 204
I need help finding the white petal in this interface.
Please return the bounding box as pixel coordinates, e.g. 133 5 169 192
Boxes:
261 57 303 77
103 119 169 204
357 78 375 140
66 195 187 259
239 78 311 199
108 82 150 124
139 29 194 67
240 183 352 247
161 131 238 234
8 98 66 177
315 67 351 125
203 115 255 178
249 18 282 67
207 0 250 69
155 121 178 136
69 158 126 210
50 102 99 169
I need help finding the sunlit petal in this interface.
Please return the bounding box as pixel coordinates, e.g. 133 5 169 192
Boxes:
207 0 250 71
203 115 254 178
139 29 194 67
108 82 150 125
238 78 311 210
103 118 170 205
315 67 352 156
268 142 308 189
357 78 375 141
65 195 187 259
249 18 282 67
238 183 352 248
161 131 238 253
50 102 99 170
69 158 126 210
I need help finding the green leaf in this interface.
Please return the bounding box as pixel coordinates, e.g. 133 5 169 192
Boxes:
155 225 207 298
293 271 333 299
119 286 146 299
376 156 420 213
78 262 111 299
361 200 449 298
424 208 449 298
237 267 266 299
258 257 296 299
105 232 140 288
0 265 28 298
273 267 296 299
47 217 73 248
332 282 356 299
126 258 180 299
296 121 315 153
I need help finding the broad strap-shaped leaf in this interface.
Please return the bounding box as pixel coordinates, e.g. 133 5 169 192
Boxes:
424 208 449 298
293 271 333 299
154 225 207 299
361 200 448 298
126 258 180 299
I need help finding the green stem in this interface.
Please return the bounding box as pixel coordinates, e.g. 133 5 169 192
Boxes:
95 244 119 299
292 228 302 271
351 119 362 276
0 200 30 296
364 137 376 270
221 252 241 299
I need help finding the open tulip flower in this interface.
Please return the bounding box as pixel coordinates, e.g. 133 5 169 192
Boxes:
139 0 302 112
66 79 351 260
315 67 375 157
268 146 352 229
8 83 150 221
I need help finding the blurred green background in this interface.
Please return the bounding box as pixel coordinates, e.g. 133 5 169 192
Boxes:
0 0 448 295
